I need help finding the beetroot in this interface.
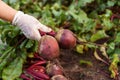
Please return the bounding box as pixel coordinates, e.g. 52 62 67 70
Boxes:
51 75 68 80
46 62 63 77
38 35 60 60
55 29 76 49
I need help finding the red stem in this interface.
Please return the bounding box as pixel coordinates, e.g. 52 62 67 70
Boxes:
39 30 56 37
34 53 45 61
46 30 56 37
28 61 46 69
27 65 45 74
111 14 120 21
26 69 50 80
20 74 31 80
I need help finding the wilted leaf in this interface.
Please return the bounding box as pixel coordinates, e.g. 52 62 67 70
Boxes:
76 44 84 54
94 50 108 64
79 60 93 66
109 54 119 79
100 46 109 59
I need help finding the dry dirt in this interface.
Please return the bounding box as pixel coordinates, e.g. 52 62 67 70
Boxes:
57 49 120 80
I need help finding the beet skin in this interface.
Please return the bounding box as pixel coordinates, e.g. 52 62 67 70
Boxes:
46 62 63 77
38 35 60 60
55 29 76 49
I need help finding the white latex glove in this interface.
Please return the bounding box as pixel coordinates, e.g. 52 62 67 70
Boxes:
12 11 52 41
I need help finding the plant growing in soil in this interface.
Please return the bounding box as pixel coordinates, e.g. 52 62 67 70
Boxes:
38 35 60 60
55 29 76 49
46 62 63 77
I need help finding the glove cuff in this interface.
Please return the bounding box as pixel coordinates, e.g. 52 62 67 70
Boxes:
12 11 24 26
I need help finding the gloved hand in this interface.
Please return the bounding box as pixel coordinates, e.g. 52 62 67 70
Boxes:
12 11 52 41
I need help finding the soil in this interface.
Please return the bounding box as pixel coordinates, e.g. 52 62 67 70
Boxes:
56 49 120 80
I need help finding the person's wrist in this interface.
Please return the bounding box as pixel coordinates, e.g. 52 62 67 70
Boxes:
0 1 17 22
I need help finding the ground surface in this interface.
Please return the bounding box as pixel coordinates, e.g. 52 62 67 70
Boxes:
57 49 120 80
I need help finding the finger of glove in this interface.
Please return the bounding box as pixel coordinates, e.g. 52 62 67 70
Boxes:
24 14 52 32
36 23 52 32
21 25 41 41
21 16 41 41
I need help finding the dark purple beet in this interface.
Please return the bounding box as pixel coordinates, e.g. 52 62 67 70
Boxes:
55 29 76 49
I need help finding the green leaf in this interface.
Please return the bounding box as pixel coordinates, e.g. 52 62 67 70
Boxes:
0 48 15 71
2 57 23 80
77 0 94 7
40 5 56 28
90 30 108 42
86 43 96 49
0 47 13 61
25 39 34 48
9 0 18 4
0 44 6 55
115 32 120 42
20 39 28 49
107 1 116 7
102 18 114 31
82 19 96 33
114 48 120 55
107 42 115 55
88 11 99 19
29 41 38 52
1 29 12 42
100 10 113 31
68 8 89 23
52 9 66 25
7 28 20 38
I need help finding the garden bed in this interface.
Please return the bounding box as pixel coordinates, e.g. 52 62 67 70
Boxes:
57 49 120 80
